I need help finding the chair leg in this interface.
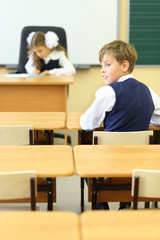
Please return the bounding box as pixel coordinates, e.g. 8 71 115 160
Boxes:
92 178 98 210
145 202 150 208
30 177 36 211
93 136 98 145
29 129 34 145
81 178 84 212
151 202 158 208
133 176 139 210
154 202 158 208
47 178 53 211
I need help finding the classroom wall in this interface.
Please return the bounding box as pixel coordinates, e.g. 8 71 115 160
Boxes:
67 0 160 113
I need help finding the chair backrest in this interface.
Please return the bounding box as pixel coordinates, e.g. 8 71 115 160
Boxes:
0 125 34 145
93 131 153 145
0 171 37 210
131 169 160 209
17 26 67 73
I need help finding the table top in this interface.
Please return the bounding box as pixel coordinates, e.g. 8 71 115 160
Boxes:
0 145 74 177
67 112 83 130
0 74 74 85
67 112 160 130
80 210 160 240
0 211 80 240
73 145 160 177
149 123 160 130
0 112 66 130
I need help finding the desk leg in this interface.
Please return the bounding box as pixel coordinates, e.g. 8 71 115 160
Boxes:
47 178 54 211
81 177 84 212
91 178 98 210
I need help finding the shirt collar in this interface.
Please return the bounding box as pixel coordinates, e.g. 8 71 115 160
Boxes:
117 74 133 82
44 49 60 63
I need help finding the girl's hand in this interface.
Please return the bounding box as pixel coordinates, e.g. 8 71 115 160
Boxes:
32 69 40 74
40 70 50 75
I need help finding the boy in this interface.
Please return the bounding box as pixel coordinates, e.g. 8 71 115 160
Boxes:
80 40 160 210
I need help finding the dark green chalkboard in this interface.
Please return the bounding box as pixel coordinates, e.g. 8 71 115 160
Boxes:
129 0 160 65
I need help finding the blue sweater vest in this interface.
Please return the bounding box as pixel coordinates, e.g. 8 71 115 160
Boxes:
104 78 154 132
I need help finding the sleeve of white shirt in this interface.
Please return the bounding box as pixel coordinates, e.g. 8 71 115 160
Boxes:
49 51 76 75
25 56 36 74
149 88 160 125
80 86 116 130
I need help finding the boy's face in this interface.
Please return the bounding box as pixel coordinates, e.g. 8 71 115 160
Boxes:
100 54 129 85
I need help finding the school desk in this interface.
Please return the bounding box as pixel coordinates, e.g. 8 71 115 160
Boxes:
80 210 160 240
68 112 160 211
0 112 66 144
73 145 160 210
0 211 80 240
0 145 74 210
0 74 74 112
67 112 160 144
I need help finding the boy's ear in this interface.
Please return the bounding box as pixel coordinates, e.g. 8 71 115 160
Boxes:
122 60 129 72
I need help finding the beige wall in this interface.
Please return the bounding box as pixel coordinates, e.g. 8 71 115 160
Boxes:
68 0 160 113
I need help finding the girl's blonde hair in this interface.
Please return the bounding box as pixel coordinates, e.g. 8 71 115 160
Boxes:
99 40 138 73
28 31 67 71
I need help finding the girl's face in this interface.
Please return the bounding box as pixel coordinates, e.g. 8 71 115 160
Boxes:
100 54 129 85
33 46 52 59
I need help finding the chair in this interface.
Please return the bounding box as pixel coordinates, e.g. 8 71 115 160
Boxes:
0 125 34 145
86 131 153 210
17 26 67 74
0 125 55 209
13 25 71 145
132 169 160 209
93 130 153 145
0 171 37 210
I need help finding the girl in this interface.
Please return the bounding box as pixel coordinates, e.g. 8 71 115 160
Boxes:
25 31 76 75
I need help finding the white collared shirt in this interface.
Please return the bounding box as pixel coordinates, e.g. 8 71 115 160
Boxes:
25 50 76 75
80 74 160 130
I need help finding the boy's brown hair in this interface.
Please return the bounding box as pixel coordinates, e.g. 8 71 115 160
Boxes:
99 40 138 73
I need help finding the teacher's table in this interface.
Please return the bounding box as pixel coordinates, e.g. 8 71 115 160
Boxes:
73 145 160 210
0 211 80 240
0 74 74 112
67 112 160 144
0 112 66 144
80 210 160 240
0 145 74 210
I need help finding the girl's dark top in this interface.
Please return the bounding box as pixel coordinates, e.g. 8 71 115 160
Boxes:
40 59 60 72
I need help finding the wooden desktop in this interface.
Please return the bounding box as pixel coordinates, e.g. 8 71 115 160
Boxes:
0 211 80 240
80 210 160 240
